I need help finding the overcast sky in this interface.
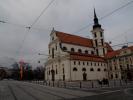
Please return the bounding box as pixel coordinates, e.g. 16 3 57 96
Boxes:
0 0 133 67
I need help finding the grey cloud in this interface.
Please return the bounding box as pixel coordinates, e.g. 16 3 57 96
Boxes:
0 0 133 67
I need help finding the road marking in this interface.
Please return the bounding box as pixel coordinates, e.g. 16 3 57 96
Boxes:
8 85 18 100
89 90 122 96
124 88 133 96
25 82 81 96
16 85 40 100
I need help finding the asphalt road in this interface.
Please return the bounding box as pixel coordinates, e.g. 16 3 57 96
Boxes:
0 80 133 100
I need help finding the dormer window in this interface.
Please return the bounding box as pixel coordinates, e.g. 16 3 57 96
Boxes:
85 50 88 54
63 47 67 51
71 48 75 52
78 49 82 53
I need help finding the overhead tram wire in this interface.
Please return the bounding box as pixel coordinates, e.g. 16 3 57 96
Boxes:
74 0 133 34
17 0 56 60
29 0 56 29
108 27 133 42
111 42 133 48
0 20 50 32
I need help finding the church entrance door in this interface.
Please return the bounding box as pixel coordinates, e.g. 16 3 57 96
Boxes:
83 72 87 81
51 70 55 81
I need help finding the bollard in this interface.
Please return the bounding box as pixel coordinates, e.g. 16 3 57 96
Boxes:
46 81 47 86
80 82 82 88
91 81 94 88
120 80 122 86
114 80 116 87
53 81 54 87
49 81 50 86
57 81 59 87
125 80 128 85
108 81 110 87
64 81 66 88
43 81 44 85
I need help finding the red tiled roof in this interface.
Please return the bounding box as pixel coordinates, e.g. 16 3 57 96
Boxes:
105 46 133 59
70 52 105 62
105 43 114 52
128 46 133 51
56 31 113 52
56 31 93 47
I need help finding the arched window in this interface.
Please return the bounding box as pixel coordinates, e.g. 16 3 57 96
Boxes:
90 68 94 71
71 48 75 52
120 65 123 70
63 47 67 51
104 68 107 71
49 70 50 75
97 68 101 71
78 49 82 53
82 68 86 71
73 67 77 71
114 66 117 70
111 74 113 79
63 68 65 74
115 74 118 78
56 68 58 74
56 65 57 74
85 50 88 54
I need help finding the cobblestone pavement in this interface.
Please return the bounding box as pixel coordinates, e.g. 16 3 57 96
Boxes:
0 80 133 100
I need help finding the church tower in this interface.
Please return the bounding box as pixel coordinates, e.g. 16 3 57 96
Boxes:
91 9 107 57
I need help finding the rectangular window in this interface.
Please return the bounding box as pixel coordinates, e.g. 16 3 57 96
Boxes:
100 32 102 37
103 48 105 55
74 61 76 65
52 48 54 58
95 40 98 46
49 49 50 54
94 33 97 38
56 45 57 50
101 39 104 45
96 49 99 55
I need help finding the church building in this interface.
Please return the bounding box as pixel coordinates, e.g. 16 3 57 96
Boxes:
45 9 133 81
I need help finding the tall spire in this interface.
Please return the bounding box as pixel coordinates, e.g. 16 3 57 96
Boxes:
94 8 97 19
93 8 101 29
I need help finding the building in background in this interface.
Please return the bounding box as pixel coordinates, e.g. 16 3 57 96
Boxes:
45 9 133 81
106 46 133 80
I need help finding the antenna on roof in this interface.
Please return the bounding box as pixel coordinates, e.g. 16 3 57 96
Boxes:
109 41 112 44
125 36 128 46
52 27 55 31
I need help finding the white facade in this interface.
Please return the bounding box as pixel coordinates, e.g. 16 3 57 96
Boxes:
45 29 108 81
45 10 110 81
